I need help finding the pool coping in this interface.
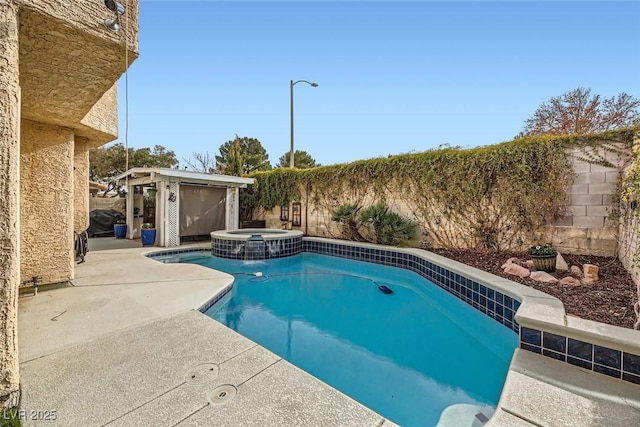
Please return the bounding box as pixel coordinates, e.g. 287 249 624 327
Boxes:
210 229 303 241
149 236 640 425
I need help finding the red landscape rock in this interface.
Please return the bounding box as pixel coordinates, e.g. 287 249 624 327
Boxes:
431 248 636 329
560 276 582 286
501 257 521 269
556 254 569 271
530 271 559 284
583 264 599 284
570 265 582 277
503 263 530 278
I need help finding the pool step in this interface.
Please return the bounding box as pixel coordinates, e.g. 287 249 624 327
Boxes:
436 404 495 427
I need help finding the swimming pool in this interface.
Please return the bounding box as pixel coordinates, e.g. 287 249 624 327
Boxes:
164 251 518 426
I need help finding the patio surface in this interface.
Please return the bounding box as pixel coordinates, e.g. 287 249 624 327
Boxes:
17 239 395 426
17 238 640 426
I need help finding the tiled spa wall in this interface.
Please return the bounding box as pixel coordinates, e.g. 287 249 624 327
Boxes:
211 235 303 260
303 239 640 387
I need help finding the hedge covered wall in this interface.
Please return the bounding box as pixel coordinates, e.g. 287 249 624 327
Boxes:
242 128 637 250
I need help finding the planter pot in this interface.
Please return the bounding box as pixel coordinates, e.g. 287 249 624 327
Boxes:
147 188 157 199
531 254 556 273
114 224 127 239
141 228 157 246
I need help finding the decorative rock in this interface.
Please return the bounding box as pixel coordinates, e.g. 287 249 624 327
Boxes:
570 265 582 277
582 264 599 284
523 260 535 268
556 254 569 271
504 263 530 278
501 257 521 269
559 276 581 286
530 271 559 284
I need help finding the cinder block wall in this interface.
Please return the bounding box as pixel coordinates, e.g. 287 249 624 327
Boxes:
551 146 629 256
556 147 622 228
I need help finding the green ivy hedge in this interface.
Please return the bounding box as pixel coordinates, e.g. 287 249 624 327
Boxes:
242 128 637 250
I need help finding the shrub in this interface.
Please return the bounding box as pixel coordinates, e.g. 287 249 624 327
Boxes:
331 202 417 246
331 204 364 241
359 203 417 246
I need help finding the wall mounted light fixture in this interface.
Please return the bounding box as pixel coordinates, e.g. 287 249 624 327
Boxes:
103 0 126 32
105 0 126 16
104 18 120 32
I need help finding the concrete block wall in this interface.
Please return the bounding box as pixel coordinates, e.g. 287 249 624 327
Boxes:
550 145 631 256
549 226 618 257
556 147 625 229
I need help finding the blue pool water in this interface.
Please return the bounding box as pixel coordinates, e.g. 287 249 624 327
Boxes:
169 251 518 426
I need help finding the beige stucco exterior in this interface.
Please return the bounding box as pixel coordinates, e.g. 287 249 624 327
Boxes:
0 0 22 408
20 120 75 285
1 0 139 406
74 137 91 232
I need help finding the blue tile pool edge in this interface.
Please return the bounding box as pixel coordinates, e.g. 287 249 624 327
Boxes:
301 237 640 389
302 239 521 334
145 238 640 388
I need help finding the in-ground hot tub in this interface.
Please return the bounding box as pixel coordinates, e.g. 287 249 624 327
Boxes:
211 229 303 260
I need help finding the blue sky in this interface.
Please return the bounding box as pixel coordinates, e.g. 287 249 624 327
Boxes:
113 1 640 167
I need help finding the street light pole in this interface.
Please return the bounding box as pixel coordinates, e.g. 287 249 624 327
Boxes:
290 80 294 168
290 79 318 168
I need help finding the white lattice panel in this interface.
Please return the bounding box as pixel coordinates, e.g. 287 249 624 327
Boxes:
166 182 179 247
226 187 238 229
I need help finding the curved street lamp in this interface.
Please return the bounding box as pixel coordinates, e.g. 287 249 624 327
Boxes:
290 79 318 168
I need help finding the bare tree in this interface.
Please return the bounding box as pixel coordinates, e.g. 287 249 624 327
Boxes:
183 151 217 174
523 87 640 136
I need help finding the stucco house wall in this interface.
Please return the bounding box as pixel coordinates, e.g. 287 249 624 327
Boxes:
20 120 75 285
0 0 22 407
1 0 139 406
74 137 91 232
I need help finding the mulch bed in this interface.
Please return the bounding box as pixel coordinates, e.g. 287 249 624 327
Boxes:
431 249 638 329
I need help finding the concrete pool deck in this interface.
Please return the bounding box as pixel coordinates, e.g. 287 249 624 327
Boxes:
17 239 640 426
17 241 396 426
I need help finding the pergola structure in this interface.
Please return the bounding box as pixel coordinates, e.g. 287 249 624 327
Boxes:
116 168 254 247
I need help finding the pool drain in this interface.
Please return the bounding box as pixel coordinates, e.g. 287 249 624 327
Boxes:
185 363 219 385
208 384 237 405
